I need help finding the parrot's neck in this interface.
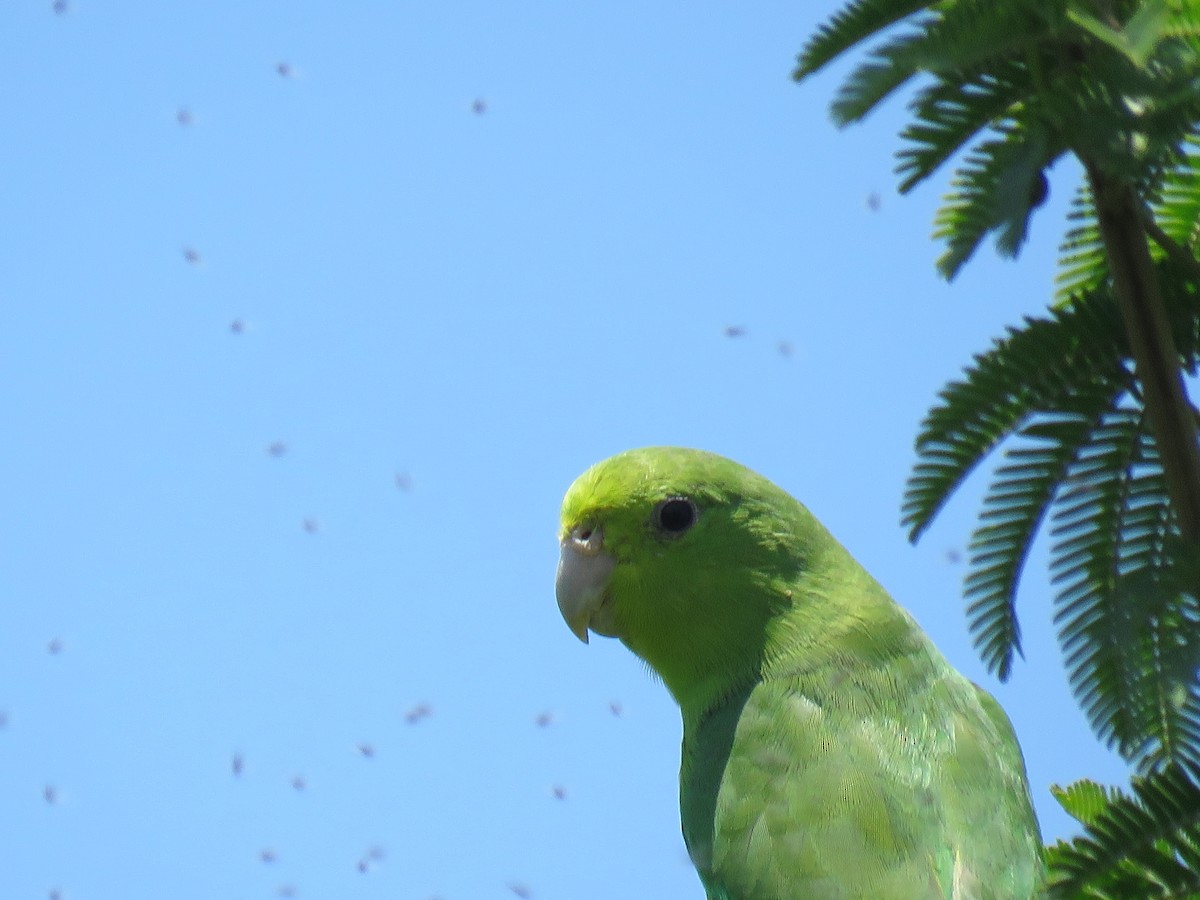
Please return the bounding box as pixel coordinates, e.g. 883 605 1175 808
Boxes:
670 559 932 729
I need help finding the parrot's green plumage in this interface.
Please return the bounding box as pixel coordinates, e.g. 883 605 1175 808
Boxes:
555 447 1044 899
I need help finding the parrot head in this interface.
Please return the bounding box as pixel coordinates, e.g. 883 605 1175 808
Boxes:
555 447 828 711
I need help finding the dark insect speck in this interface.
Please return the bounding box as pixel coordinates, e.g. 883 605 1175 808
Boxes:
405 703 432 723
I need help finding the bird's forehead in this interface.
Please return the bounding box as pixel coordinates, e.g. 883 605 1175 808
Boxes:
559 447 752 534
561 470 648 527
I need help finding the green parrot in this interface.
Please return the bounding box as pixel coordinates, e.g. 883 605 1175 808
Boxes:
555 447 1044 899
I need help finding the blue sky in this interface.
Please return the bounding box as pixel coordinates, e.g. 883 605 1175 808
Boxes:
1 2 1131 898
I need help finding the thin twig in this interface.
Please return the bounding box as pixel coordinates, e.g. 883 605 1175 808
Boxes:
1142 213 1200 287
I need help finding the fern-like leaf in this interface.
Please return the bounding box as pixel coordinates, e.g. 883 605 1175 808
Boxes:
1053 124 1192 308
1056 185 1107 305
830 31 929 125
1052 409 1163 755
827 0 1054 127
933 124 1052 279
1152 132 1200 253
966 403 1114 680
903 294 1130 543
1047 766 1200 899
903 291 1144 678
793 0 933 82
1051 410 1200 769
1162 254 1200 371
801 0 1200 773
1050 778 1121 827
908 257 1200 740
899 0 1052 74
897 61 1034 193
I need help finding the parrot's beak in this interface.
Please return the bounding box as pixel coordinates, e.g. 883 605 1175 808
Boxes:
556 524 617 643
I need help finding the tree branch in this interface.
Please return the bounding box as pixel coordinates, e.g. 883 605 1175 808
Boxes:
1085 163 1200 543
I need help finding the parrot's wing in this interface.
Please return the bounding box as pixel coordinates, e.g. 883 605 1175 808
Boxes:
683 671 1042 899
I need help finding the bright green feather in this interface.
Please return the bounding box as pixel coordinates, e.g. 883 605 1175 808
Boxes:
558 447 1044 899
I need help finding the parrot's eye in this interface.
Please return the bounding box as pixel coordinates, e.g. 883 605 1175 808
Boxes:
653 497 697 535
